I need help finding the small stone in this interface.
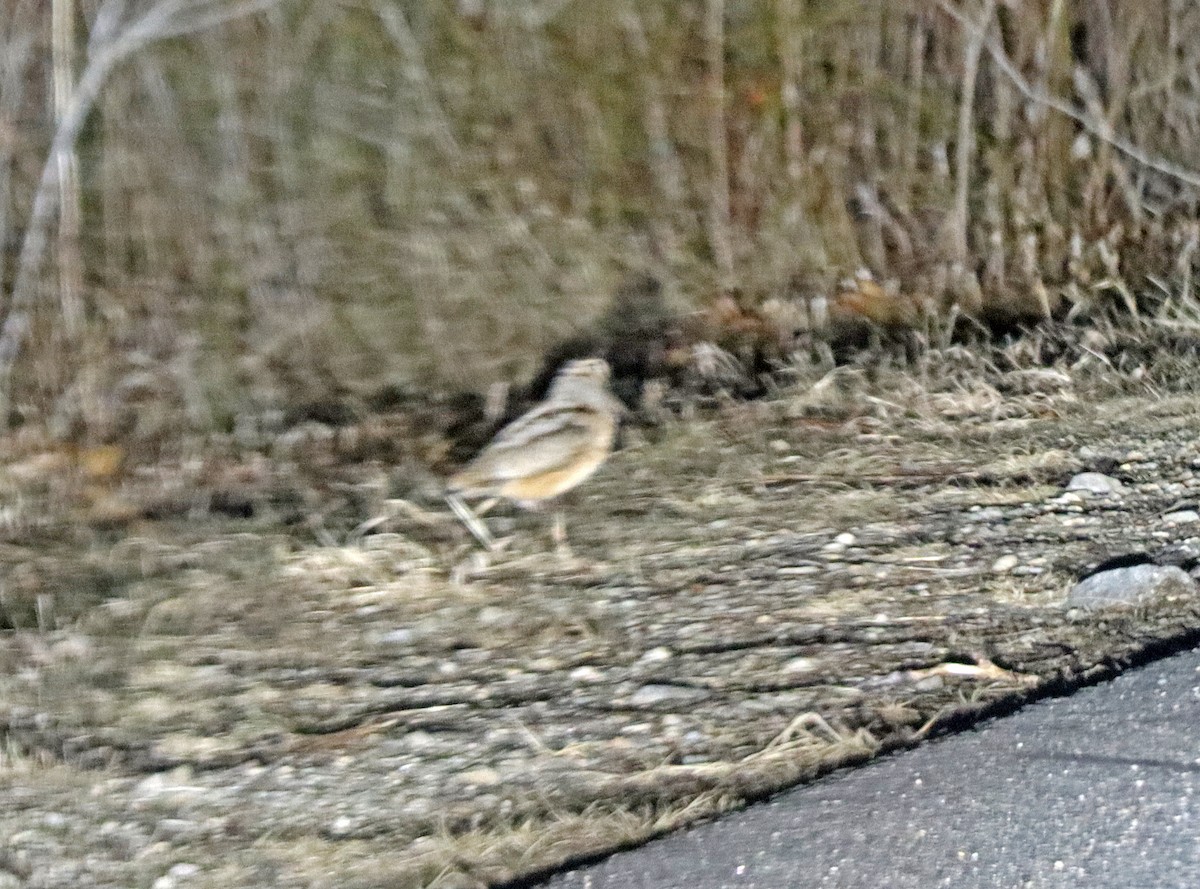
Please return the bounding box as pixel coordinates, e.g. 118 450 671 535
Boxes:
133 767 198 802
1163 510 1200 525
379 628 414 645
783 657 817 673
404 730 436 750
991 554 1020 574
1066 472 1124 495
638 647 673 664
458 767 501 787
569 666 604 683
327 815 354 837
834 532 857 546
1067 564 1197 609
152 819 199 841
628 684 707 708
476 606 515 627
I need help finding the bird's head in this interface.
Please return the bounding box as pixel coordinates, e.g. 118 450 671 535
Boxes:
547 358 614 402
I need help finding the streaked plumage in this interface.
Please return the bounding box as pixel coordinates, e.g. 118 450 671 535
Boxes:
446 358 622 550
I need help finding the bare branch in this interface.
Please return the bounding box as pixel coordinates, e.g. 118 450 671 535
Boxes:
933 0 1200 191
0 0 285 404
704 0 734 286
0 0 40 290
53 0 84 333
372 0 462 159
952 0 997 263
620 1 686 264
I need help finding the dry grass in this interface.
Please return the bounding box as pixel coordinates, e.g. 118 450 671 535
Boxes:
0 1 1199 434
5 346 1200 886
284 713 880 889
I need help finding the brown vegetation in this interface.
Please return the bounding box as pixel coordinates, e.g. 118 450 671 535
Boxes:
1 0 1200 433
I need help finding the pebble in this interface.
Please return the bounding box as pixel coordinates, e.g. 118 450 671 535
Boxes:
628 684 708 707
133 767 200 803
1066 564 1197 609
476 606 516 627
404 730 437 751
152 819 199 841
152 864 200 889
1066 472 1124 495
991 554 1020 574
967 507 1006 523
1162 510 1200 525
569 666 604 683
378 628 415 646
458 767 501 787
783 656 817 673
637 647 673 664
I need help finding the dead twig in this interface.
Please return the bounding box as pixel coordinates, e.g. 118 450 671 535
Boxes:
0 0 283 417
933 0 1200 190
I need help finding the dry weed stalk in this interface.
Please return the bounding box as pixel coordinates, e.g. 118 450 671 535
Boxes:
0 0 282 418
2 0 1200 423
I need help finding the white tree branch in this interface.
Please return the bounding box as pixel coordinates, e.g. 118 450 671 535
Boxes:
934 0 1200 191
0 0 285 400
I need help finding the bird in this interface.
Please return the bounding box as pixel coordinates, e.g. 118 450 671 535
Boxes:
445 358 622 553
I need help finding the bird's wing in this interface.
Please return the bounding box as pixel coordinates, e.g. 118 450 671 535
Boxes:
458 404 607 485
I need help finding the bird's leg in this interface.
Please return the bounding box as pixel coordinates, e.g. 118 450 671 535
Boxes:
445 493 497 551
551 510 572 560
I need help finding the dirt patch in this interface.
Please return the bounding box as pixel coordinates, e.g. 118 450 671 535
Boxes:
5 349 1200 888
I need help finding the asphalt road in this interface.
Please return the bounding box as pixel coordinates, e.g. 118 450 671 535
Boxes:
542 646 1200 889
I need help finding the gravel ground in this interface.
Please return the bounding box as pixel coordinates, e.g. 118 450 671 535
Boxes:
5 352 1200 888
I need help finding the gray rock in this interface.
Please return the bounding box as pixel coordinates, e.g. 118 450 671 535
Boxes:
1066 564 1196 609
990 554 1020 574
1066 472 1124 495
378 628 415 646
966 506 1006 523
627 684 708 708
1162 510 1200 524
